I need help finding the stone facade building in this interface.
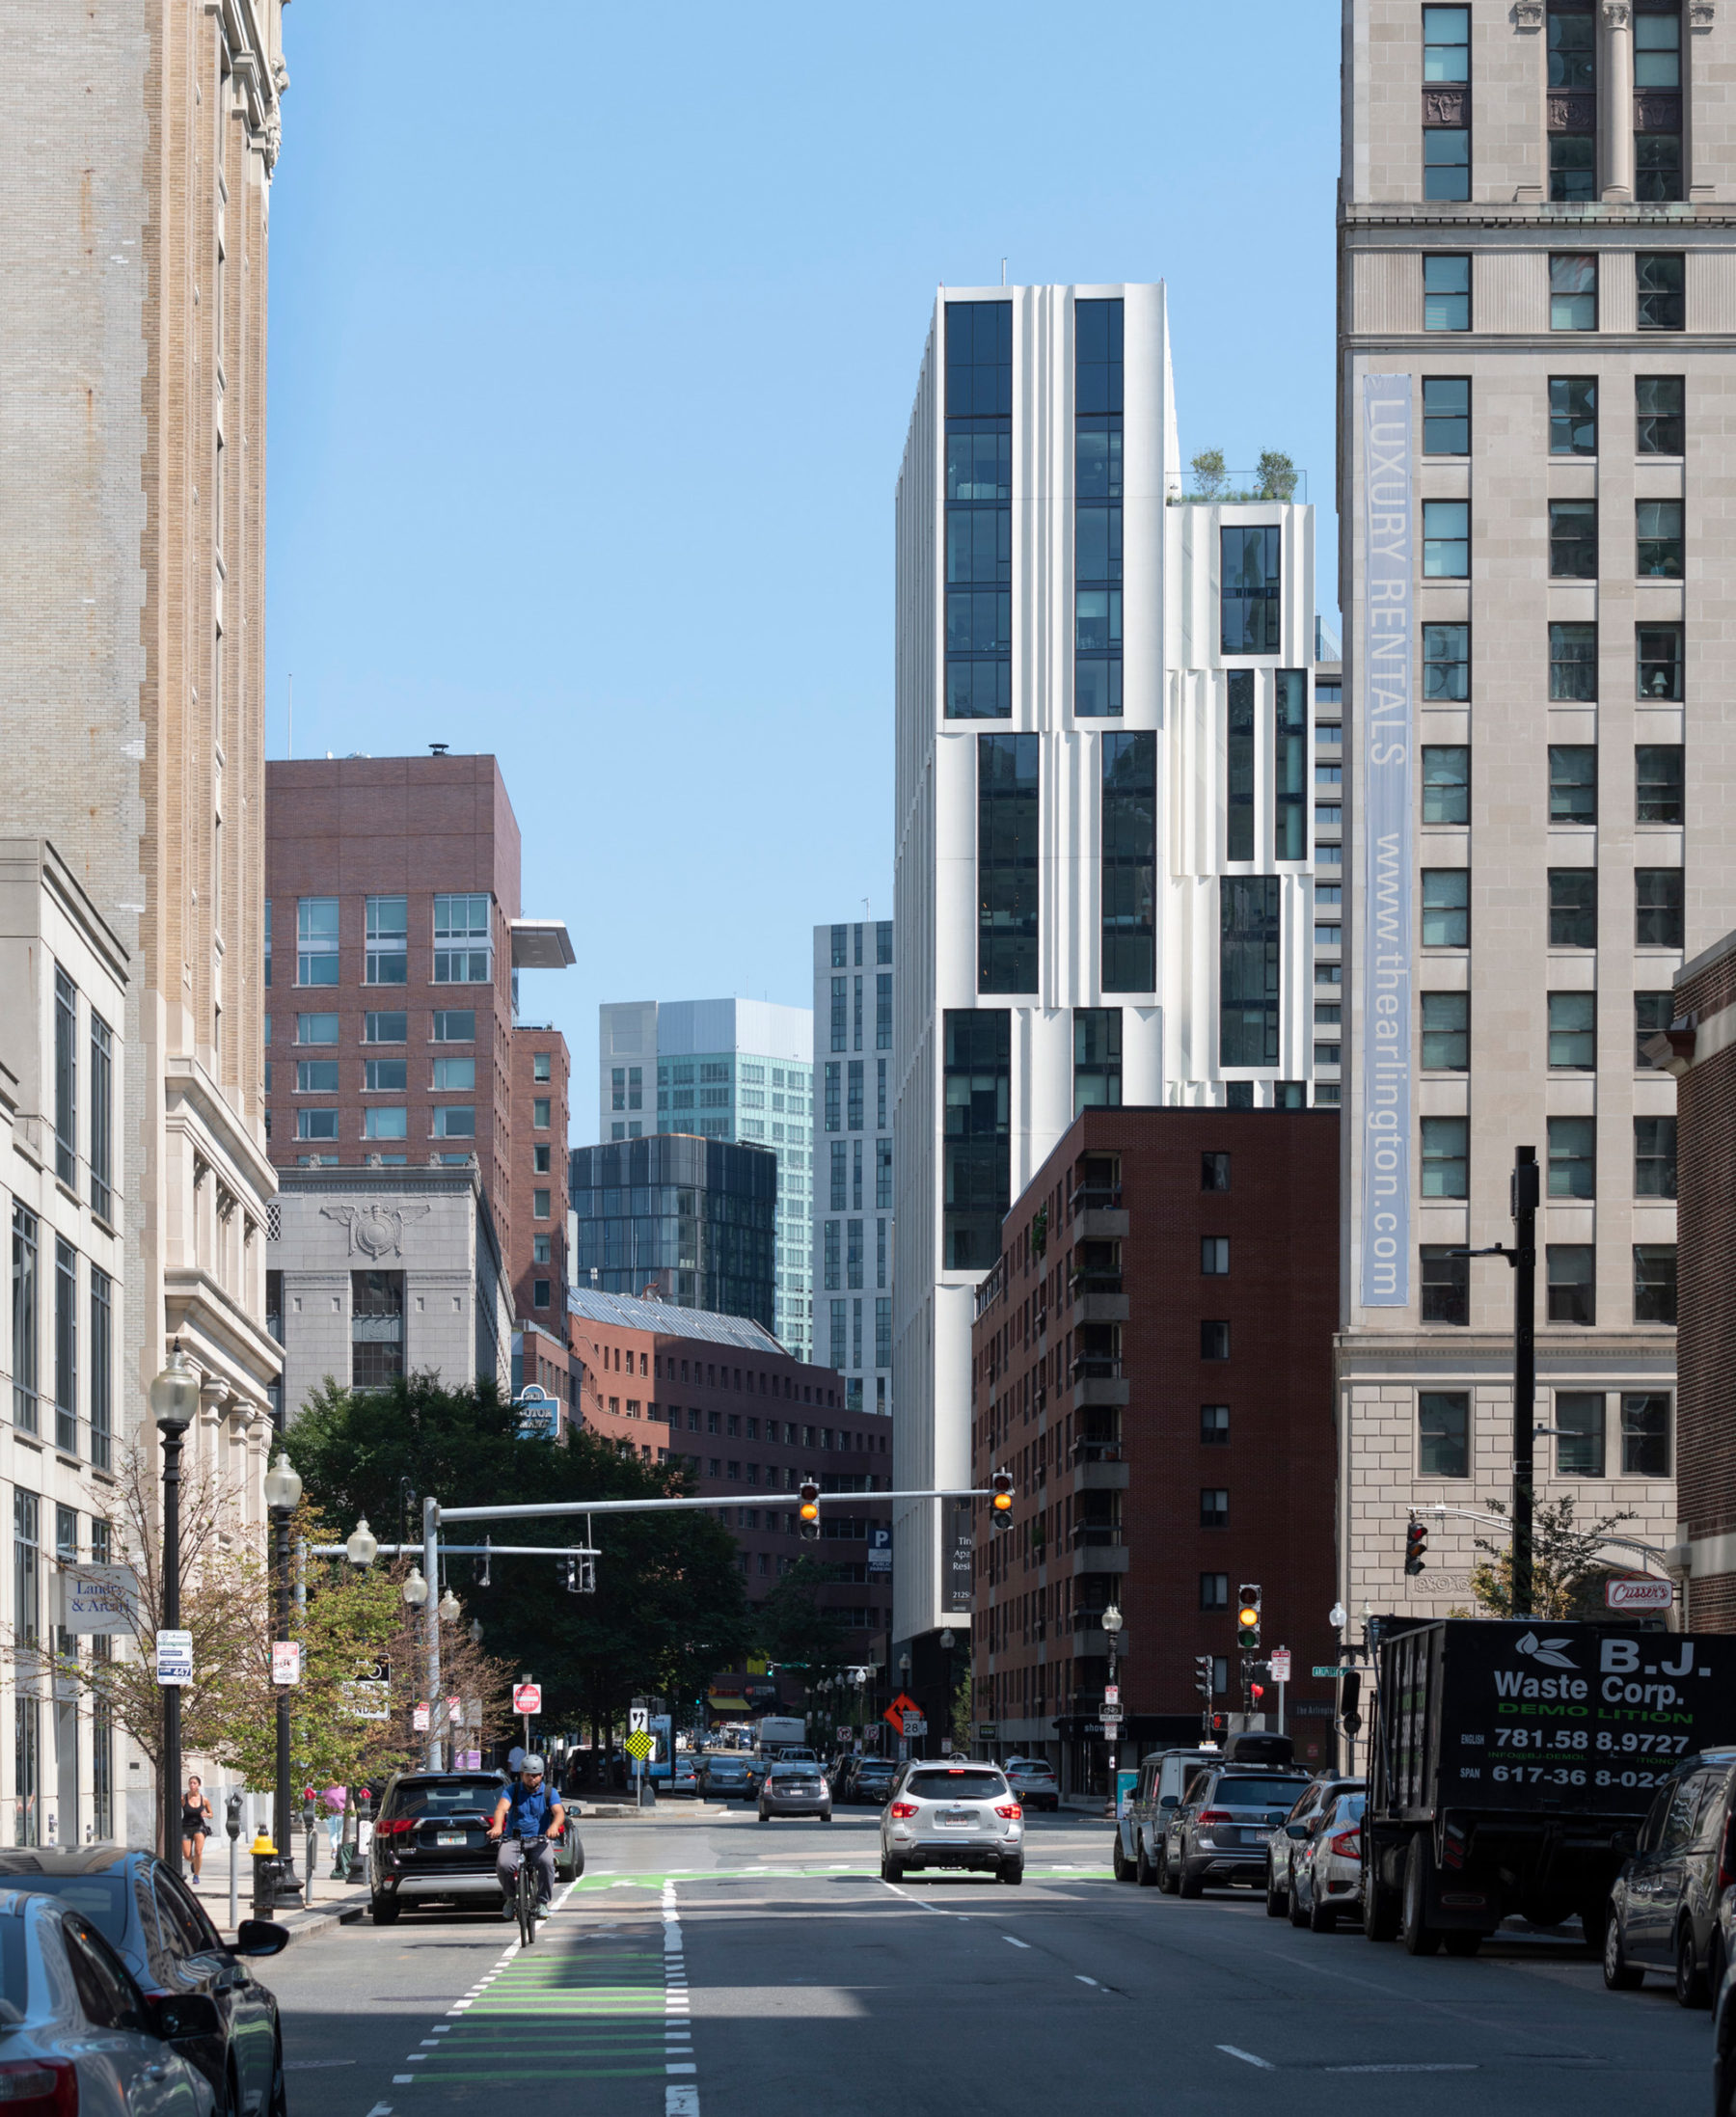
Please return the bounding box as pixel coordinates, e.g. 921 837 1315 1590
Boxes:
1334 0 1698 1622
1649 929 1736 1623
0 4 290 1841
967 1108 1340 1793
269 1164 511 1418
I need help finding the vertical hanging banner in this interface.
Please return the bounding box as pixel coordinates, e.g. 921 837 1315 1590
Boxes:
1360 374 1415 1308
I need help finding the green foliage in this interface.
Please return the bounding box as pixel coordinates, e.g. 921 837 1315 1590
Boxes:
1256 449 1299 502
1190 448 1227 498
287 1373 753 1726
1468 1492 1640 1620
753 1558 851 1690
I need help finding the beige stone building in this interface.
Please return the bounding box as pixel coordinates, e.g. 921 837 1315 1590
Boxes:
0 5 288 1835
1334 0 1721 1627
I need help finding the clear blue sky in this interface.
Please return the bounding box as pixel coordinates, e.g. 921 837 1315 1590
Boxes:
265 0 1341 1137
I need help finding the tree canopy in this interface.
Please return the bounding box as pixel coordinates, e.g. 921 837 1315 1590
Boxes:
286 1373 753 1728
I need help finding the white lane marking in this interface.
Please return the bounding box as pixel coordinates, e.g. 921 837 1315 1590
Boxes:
1003 1937 1031 1949
431 2026 450 2036
1217 2047 1276 2071
1325 2065 1478 2075
667 2091 700 2117
365 2104 393 2117
392 2076 414 2085
285 2060 355 2071
1075 1975 1099 1987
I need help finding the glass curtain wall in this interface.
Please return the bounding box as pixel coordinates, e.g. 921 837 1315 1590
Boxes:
945 303 1013 719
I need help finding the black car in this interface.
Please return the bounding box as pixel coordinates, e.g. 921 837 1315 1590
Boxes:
369 1769 581 1925
851 1759 898 1807
0 1844 288 2117
1604 1750 1736 2004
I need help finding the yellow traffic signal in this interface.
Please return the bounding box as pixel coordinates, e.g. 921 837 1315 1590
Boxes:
1236 1584 1261 1652
990 1469 1014 1531
799 1479 821 1541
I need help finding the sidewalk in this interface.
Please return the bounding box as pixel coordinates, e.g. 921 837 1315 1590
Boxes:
181 1831 367 1945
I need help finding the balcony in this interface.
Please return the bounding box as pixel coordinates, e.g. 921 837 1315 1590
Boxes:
1072 1456 1129 1494
1071 1540 1131 1575
1075 1289 1129 1325
1071 1360 1129 1412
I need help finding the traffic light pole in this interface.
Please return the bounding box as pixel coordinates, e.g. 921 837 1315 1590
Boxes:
1449 1145 1539 1619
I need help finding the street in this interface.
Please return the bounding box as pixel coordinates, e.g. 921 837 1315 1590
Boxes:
264 1807 1711 2115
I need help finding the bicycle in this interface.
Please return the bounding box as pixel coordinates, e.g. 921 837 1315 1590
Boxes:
511 1832 554 1947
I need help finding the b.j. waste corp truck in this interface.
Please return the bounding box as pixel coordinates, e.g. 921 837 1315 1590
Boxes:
1363 1615 1736 1956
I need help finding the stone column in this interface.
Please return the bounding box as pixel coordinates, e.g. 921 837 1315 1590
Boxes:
1603 1 1636 200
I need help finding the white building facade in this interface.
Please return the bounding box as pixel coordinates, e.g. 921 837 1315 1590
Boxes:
1335 0 1703 1622
599 999 815 1358
0 843 149 1847
892 283 1324 1651
811 920 895 1419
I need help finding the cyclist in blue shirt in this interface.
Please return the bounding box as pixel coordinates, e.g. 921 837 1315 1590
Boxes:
487 1752 564 1918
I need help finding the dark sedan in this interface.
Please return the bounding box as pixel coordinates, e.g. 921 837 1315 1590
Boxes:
851 1759 898 1806
0 1844 288 2117
696 1752 752 1800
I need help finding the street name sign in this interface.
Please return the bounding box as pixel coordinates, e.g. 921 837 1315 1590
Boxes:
154 1630 193 1686
1314 1665 1360 1678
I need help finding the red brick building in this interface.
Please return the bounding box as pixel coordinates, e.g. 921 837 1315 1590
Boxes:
263 753 572 1315
969 1108 1341 1792
567 1288 892 1663
508 1024 570 1326
1650 933 1731 1625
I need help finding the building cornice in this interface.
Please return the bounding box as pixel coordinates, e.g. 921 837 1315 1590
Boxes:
1342 204 1723 231
1334 1329 1676 1382
164 1057 276 1210
206 0 287 173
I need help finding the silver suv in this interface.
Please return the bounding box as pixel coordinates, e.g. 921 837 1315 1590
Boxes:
1166 1766 1315 1898
881 1763 1024 1885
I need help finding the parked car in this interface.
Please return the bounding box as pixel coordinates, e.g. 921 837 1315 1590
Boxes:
1286 1790 1365 1933
1115 1748 1222 1885
0 1846 288 2117
696 1752 752 1800
759 1760 832 1822
1005 1759 1060 1813
852 1758 898 1807
0 1886 226 2117
1711 1886 1736 2113
370 1768 581 1922
1264 1777 1364 1917
881 1763 1023 1884
1604 1751 1736 2003
1162 1761 1315 1898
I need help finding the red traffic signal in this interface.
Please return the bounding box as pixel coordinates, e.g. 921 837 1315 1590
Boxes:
1404 1513 1428 1576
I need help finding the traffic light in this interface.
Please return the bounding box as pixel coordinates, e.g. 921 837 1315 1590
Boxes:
799 1479 821 1541
1340 1670 1363 1736
990 1469 1015 1532
1404 1512 1428 1576
1235 1584 1261 1654
563 1555 596 1593
1193 1654 1214 1700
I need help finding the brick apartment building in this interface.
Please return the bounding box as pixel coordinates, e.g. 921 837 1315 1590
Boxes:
1649 931 1733 1625
968 1109 1341 1793
567 1288 893 1658
263 754 574 1409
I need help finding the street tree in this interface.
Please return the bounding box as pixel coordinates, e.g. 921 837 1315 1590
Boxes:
1467 1492 1641 1620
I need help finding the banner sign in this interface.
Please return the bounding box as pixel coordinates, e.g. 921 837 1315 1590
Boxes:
945 1504 973 1615
1359 372 1416 1308
59 1563 139 1637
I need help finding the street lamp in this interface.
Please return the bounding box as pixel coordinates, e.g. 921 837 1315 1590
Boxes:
345 1518 379 1568
438 1587 461 1625
149 1345 200 1874
1100 1604 1125 1815
401 1566 429 1609
262 1452 303 1887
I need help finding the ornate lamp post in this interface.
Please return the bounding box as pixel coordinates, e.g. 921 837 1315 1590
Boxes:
149 1346 201 1873
262 1452 303 1883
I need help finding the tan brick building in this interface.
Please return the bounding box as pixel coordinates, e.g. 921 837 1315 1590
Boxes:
0 1 290 1839
1335 1 1704 1623
1649 929 1736 1622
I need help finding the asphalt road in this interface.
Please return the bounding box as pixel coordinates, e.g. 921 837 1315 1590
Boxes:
262 1806 1715 2116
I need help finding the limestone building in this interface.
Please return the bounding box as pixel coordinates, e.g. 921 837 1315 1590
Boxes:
1335 0 1703 1621
892 283 1325 1674
0 7 290 1839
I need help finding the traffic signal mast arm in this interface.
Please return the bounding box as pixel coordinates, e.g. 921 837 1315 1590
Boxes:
433 1485 1010 1524
1403 1503 1675 1580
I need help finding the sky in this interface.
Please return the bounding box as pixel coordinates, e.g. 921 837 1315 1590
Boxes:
264 0 1342 1134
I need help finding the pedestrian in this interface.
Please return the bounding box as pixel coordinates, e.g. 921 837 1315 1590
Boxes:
180 1776 213 1879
